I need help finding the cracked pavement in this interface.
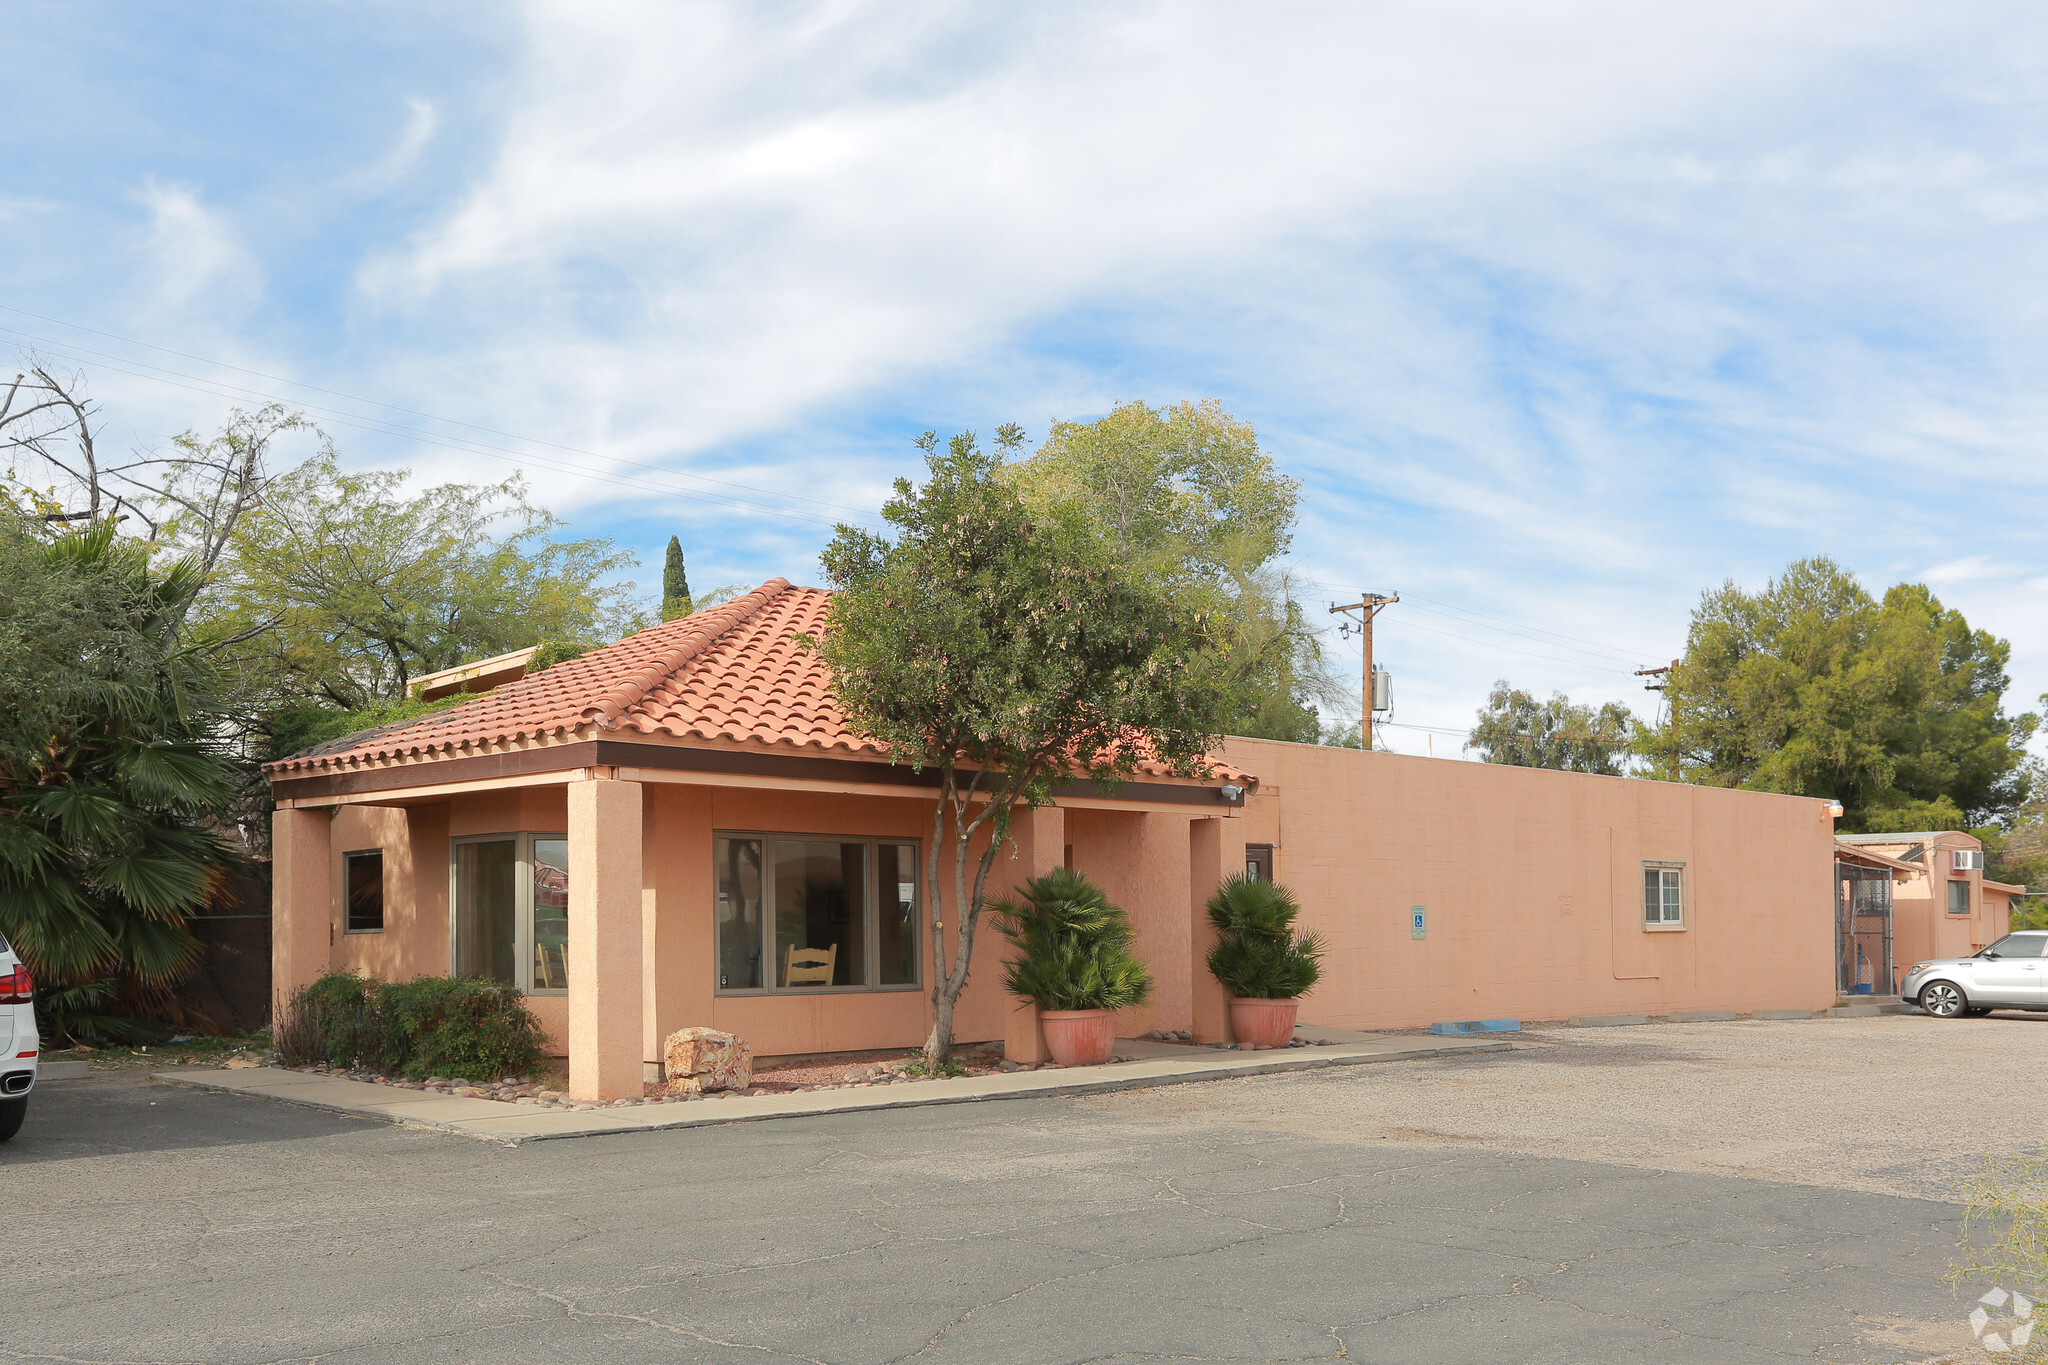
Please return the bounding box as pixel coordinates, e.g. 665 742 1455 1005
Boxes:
4 1021 2006 1364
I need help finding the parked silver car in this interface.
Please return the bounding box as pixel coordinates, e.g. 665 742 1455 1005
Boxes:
1903 930 2048 1018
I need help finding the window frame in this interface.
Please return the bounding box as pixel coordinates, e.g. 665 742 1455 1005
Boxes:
1244 844 1275 882
1947 878 1973 916
447 831 569 994
713 829 922 997
343 848 386 935
1642 862 1686 931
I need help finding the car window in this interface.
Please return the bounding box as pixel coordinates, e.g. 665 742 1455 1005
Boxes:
1982 934 2047 959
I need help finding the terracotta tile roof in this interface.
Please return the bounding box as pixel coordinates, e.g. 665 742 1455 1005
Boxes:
265 579 1251 787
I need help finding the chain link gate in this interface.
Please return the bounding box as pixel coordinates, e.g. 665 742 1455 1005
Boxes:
1836 862 1894 996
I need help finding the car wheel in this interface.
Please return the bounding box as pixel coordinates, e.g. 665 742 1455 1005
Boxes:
0 1095 25 1142
1920 981 1968 1018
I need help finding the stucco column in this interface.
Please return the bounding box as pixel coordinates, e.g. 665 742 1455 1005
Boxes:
568 776 644 1101
1001 804 1066 1064
1189 816 1244 1045
271 806 334 1014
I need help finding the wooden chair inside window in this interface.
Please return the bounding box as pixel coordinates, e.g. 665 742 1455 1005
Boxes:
783 942 838 987
535 939 566 989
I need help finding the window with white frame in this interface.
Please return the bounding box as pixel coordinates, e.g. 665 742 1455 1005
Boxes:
1642 863 1684 928
715 832 919 993
449 833 569 993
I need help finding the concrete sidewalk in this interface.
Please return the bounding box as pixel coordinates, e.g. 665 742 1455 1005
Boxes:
153 1031 1513 1143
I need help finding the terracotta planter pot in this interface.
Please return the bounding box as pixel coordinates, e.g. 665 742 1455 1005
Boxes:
1230 997 1300 1051
1038 1008 1118 1067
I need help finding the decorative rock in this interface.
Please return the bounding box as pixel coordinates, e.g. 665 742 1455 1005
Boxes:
664 1027 753 1093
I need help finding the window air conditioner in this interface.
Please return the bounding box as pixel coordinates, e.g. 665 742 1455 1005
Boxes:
1952 849 1985 872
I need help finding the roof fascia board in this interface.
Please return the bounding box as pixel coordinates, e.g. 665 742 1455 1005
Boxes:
269 738 1246 810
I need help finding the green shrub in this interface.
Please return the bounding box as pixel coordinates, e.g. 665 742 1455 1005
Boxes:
1205 875 1323 1000
274 970 378 1068
374 975 547 1080
272 970 547 1080
994 868 1153 1012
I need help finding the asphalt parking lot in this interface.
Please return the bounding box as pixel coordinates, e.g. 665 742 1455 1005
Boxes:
4 1014 2030 1364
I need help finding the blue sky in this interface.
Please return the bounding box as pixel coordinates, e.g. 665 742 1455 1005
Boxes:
7 2 2047 754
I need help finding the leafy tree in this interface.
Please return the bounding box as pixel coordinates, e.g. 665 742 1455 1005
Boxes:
661 535 692 620
1639 557 2035 830
1006 399 1336 742
199 452 644 715
265 693 464 762
1469 681 1636 775
0 511 239 1041
814 426 1230 1066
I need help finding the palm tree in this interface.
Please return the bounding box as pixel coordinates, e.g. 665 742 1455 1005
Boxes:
0 513 239 1040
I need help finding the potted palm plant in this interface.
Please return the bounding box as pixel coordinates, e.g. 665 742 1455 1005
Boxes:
994 868 1153 1067
1206 875 1323 1050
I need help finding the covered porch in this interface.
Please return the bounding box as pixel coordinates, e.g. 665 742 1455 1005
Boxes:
271 737 1251 1100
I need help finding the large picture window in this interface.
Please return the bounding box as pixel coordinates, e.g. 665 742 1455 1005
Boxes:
450 833 570 993
716 832 919 993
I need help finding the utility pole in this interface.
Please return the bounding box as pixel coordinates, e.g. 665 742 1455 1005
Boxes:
1330 592 1399 741
1636 659 1679 779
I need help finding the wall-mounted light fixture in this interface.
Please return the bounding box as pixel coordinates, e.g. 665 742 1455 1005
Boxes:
1219 784 1245 803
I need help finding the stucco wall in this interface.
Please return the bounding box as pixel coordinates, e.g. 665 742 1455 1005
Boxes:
317 784 1057 1061
1219 739 1840 1027
1852 833 2006 976
293 739 1839 1062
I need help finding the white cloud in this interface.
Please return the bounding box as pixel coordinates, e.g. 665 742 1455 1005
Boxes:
357 0 1927 474
135 180 262 314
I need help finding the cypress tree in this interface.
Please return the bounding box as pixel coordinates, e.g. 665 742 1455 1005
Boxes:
661 536 692 620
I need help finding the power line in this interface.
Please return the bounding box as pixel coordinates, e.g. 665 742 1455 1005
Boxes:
1295 573 1658 665
1376 613 1646 678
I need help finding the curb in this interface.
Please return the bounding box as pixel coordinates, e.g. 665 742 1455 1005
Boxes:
1668 1010 1740 1023
152 1039 1517 1144
1752 1009 1817 1020
1568 1013 1650 1027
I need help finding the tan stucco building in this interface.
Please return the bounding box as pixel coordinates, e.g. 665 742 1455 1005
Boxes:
268 580 1852 1100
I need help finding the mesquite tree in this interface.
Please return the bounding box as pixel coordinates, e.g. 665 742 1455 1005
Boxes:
813 427 1230 1067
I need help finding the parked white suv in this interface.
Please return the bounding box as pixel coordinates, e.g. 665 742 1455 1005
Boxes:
1903 931 2048 1018
0 929 35 1140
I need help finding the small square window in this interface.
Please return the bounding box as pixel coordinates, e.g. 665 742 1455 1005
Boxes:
1642 865 1684 929
1948 879 1972 915
345 850 385 933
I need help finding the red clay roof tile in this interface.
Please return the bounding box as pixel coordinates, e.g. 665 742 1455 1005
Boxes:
263 579 1251 786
